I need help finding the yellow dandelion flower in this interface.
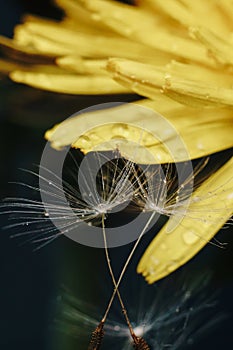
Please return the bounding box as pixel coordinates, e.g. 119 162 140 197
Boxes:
1 0 233 282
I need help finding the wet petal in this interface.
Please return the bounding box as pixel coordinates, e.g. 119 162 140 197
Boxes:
56 56 108 75
74 0 211 66
45 101 233 162
145 0 230 34
0 35 55 64
107 58 233 108
10 70 130 94
190 26 233 66
137 157 233 283
14 19 165 63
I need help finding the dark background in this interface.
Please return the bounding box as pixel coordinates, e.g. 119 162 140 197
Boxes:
0 1 233 349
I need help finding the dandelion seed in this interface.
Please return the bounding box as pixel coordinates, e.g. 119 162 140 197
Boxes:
1 150 137 249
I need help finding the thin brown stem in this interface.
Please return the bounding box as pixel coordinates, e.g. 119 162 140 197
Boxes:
88 212 154 349
101 214 135 338
102 212 155 322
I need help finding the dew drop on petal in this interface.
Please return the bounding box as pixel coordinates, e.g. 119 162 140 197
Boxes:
91 13 101 21
112 123 129 138
197 142 205 150
166 261 179 272
150 256 160 265
160 243 167 250
183 231 199 245
78 135 92 149
149 267 156 275
227 192 233 200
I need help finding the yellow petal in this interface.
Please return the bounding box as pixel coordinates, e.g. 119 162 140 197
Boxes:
107 58 233 108
14 20 168 63
0 35 54 64
20 13 102 36
218 0 233 23
190 26 233 66
54 0 115 33
10 70 130 94
56 56 108 75
14 25 76 56
45 100 233 162
74 0 211 66
0 57 27 74
137 157 233 283
145 0 230 34
73 0 156 37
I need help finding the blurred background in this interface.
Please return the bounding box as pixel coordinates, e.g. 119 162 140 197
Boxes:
0 1 233 349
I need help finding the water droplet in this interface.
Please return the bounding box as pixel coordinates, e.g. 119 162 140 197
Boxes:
87 132 101 143
163 128 174 137
111 135 125 140
183 231 199 245
197 142 204 150
124 27 133 36
113 11 120 18
167 261 179 272
171 43 178 52
112 123 129 138
91 13 101 21
160 243 167 250
150 256 160 265
228 192 233 199
149 267 155 275
78 135 92 149
164 73 171 87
